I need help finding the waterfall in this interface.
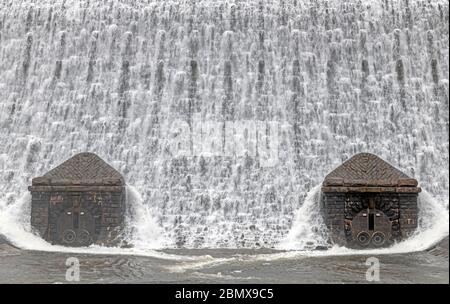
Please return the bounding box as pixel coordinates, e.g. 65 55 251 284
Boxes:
0 0 448 249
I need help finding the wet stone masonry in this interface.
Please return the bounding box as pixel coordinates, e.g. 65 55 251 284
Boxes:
29 153 126 247
321 153 421 248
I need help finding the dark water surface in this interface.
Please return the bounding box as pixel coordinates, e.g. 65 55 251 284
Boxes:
0 236 447 284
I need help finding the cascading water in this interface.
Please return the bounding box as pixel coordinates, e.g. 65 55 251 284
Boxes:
0 0 448 252
123 185 166 249
278 185 330 251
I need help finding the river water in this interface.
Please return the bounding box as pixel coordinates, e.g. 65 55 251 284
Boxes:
0 235 448 283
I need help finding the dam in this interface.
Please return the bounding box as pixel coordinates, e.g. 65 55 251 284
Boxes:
0 0 448 252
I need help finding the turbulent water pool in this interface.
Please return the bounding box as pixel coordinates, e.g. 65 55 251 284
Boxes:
0 235 448 283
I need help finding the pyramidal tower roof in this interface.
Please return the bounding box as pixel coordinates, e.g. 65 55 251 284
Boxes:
32 152 124 186
322 153 420 192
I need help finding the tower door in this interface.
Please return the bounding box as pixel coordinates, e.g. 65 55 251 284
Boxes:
56 196 95 246
352 198 392 247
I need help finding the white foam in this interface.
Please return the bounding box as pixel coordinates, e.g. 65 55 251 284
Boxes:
164 257 235 273
123 186 167 249
277 185 330 250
